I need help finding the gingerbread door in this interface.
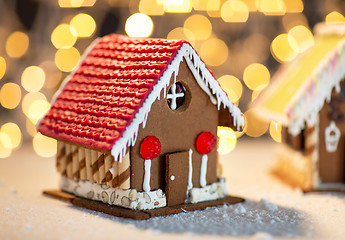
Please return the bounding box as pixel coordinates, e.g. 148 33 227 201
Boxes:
165 151 189 206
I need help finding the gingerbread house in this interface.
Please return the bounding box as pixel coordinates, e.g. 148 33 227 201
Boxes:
38 34 244 212
253 23 345 191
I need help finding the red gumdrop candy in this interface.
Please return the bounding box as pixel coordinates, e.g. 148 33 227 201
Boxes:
140 136 161 160
196 131 217 155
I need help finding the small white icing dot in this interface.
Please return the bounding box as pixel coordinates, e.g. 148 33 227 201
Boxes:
170 175 175 181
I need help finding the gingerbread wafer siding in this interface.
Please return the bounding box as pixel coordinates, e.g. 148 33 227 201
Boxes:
72 145 79 180
118 152 130 189
97 152 105 184
103 154 113 186
65 144 73 178
91 150 99 183
78 147 86 180
56 141 66 174
305 116 320 189
85 148 92 182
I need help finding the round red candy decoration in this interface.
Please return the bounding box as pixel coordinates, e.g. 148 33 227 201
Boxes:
196 131 217 155
140 136 161 160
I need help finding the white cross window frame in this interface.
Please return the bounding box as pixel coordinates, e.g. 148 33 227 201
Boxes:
167 82 185 110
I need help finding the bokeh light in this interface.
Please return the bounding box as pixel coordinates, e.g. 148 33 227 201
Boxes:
0 83 21 109
51 24 77 49
22 92 47 117
244 108 269 137
243 63 270 90
5 32 29 58
125 13 153 38
200 38 229 66
183 15 212 41
325 11 345 24
70 13 96 37
27 99 51 124
251 84 267 102
58 0 96 7
259 0 286 15
271 33 297 62
55 47 80 72
0 137 12 158
242 0 258 11
0 123 22 150
218 75 243 103
33 133 57 158
269 121 282 143
0 57 6 80
139 0 164 15
207 0 221 17
39 61 63 89
21 66 46 92
285 0 304 13
167 27 195 46
288 25 314 53
221 0 249 23
193 0 209 11
217 126 237 155
164 0 192 13
26 118 37 137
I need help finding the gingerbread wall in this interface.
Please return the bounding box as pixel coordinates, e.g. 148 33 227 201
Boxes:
130 60 219 192
318 88 345 183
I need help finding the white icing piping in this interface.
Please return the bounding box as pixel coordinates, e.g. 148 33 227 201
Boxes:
286 38 345 135
186 148 193 198
143 159 151 192
36 38 101 130
200 154 208 187
111 43 244 161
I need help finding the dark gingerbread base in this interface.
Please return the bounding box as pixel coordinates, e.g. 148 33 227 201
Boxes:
43 189 244 220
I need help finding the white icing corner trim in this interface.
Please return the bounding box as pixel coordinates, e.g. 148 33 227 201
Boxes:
189 179 228 203
111 43 244 161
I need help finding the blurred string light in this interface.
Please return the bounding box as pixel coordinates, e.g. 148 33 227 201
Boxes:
243 63 270 90
0 83 21 109
221 0 249 23
51 24 77 49
33 133 57 158
26 119 37 137
217 126 237 155
288 25 314 53
39 61 63 89
200 38 228 66
70 13 96 37
164 0 192 13
55 47 80 72
284 0 303 13
59 0 96 8
139 0 164 15
259 0 286 15
125 13 153 37
243 108 269 137
325 11 345 24
167 27 195 46
269 121 282 142
6 32 29 58
21 66 46 92
282 13 309 31
0 57 6 80
271 33 297 62
0 134 12 158
207 0 221 18
193 0 209 11
183 14 212 40
218 75 243 103
0 123 22 150
27 100 51 124
22 92 47 118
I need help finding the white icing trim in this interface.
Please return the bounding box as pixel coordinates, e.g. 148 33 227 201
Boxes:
200 154 208 187
111 43 244 161
167 82 184 110
36 38 101 129
189 179 227 203
325 121 341 152
60 177 166 210
187 148 193 193
143 159 151 192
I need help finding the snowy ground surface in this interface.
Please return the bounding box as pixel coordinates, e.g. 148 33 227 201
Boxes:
1 139 345 240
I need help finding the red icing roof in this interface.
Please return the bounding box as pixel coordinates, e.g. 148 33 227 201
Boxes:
38 34 190 151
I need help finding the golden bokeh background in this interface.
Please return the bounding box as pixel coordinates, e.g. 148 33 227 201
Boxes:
0 0 344 158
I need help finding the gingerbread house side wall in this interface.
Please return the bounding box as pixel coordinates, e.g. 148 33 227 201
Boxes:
129 60 219 192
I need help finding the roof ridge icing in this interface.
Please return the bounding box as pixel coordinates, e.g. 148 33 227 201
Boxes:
111 43 244 162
